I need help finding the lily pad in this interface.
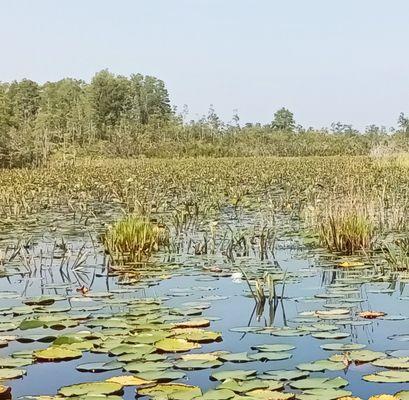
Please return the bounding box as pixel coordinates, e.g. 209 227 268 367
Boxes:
155 338 201 352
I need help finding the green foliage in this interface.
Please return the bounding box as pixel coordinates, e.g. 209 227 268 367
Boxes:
0 71 408 168
319 211 374 255
271 107 296 131
102 215 169 262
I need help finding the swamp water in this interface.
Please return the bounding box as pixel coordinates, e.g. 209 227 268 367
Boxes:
0 210 409 399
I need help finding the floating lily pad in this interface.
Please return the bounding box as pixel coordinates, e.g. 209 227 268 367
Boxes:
297 359 345 372
262 369 309 381
0 368 26 379
251 344 295 352
34 347 82 361
138 383 202 400
363 370 409 383
59 381 123 396
289 377 348 390
211 370 257 381
135 370 186 382
155 338 201 352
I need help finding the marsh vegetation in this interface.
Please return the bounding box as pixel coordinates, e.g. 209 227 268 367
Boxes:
0 154 407 399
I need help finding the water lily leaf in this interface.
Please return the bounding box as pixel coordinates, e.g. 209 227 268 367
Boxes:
174 358 222 370
125 331 171 344
229 327 262 333
76 361 123 372
109 344 154 356
371 357 409 369
138 383 202 400
395 391 409 399
311 332 350 340
106 375 154 387
172 328 222 343
320 343 366 351
34 347 82 361
251 344 295 352
19 319 45 330
181 352 224 362
0 357 32 368
199 389 235 400
262 369 309 381
211 370 257 381
330 350 386 363
135 370 186 382
218 353 252 363
316 309 350 316
246 389 295 399
289 377 348 390
124 361 173 373
217 379 272 393
155 338 201 352
297 359 345 372
173 319 210 328
363 370 409 383
298 388 352 399
270 328 308 337
0 368 26 379
59 381 123 396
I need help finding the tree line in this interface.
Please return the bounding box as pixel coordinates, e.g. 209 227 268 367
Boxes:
0 70 408 167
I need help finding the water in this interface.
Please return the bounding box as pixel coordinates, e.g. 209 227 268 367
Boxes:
0 213 409 399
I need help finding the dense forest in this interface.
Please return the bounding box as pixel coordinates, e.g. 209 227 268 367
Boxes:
0 70 408 167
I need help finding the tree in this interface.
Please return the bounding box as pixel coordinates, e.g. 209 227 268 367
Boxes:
88 70 130 137
398 112 409 134
272 108 296 131
7 79 40 128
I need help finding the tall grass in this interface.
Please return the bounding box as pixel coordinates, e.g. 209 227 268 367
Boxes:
102 215 169 262
319 211 374 254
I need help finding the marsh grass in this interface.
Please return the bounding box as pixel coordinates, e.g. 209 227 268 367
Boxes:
319 210 375 255
383 238 409 271
102 215 169 262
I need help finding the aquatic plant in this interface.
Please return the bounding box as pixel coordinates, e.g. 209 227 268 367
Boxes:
383 238 409 271
102 214 169 262
319 210 374 255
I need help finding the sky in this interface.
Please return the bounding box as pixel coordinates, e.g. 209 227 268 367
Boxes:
1 0 408 129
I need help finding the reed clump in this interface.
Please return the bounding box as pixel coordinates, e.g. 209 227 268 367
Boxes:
319 210 374 255
102 215 169 262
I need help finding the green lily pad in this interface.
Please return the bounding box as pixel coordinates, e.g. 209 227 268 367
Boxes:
0 368 26 379
211 370 257 381
34 346 82 361
155 338 201 352
174 358 222 370
135 370 186 382
330 349 386 363
363 370 409 383
262 369 309 381
138 383 202 400
217 379 272 393
251 344 295 352
296 359 345 372
289 377 348 390
59 381 123 396
76 361 124 372
320 343 366 351
124 361 173 373
218 353 252 363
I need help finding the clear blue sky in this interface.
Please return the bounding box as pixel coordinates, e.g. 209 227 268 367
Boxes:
1 0 408 129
